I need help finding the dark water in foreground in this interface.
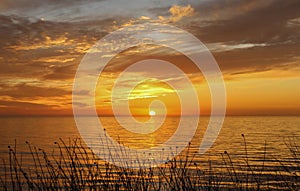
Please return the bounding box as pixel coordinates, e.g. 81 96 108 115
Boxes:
0 116 299 189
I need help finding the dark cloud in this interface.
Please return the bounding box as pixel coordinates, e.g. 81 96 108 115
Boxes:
0 100 51 108
0 0 179 22
0 0 89 10
213 42 300 74
72 102 88 107
0 83 71 98
196 0 300 43
0 0 105 21
0 100 71 115
0 14 110 80
174 0 300 74
42 63 78 80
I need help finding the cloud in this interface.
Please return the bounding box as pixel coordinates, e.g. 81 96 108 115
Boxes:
207 42 268 52
0 14 99 81
168 4 194 22
0 83 71 98
180 0 300 75
0 0 184 22
1 0 299 77
0 99 72 115
213 42 300 75
42 63 77 80
0 100 51 108
197 0 300 43
0 0 299 115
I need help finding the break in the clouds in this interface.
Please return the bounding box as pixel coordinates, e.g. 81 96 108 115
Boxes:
0 0 300 115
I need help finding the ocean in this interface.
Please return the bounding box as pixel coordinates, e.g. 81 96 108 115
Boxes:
0 116 299 189
0 116 299 156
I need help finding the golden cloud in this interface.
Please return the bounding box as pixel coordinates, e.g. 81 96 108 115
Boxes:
169 4 194 22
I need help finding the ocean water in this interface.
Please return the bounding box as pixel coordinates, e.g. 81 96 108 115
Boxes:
0 116 299 156
0 116 299 185
0 116 299 155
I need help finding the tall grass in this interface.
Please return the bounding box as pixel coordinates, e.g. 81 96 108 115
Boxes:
0 135 299 190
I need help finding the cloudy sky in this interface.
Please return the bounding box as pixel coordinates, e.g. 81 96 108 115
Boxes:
0 0 300 116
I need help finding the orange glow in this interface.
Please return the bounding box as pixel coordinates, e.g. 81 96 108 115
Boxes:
128 80 181 116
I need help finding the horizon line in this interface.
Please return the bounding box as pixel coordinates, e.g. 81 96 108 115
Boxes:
0 114 299 117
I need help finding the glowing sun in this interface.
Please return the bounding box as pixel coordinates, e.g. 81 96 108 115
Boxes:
149 110 156 116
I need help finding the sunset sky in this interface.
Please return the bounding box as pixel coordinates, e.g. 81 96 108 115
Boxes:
0 0 299 116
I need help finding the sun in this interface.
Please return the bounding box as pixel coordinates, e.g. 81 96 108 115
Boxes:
149 110 156 116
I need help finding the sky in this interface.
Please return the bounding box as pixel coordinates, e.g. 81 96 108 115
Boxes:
0 0 300 116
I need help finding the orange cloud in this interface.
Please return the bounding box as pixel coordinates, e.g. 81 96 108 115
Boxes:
169 4 194 22
158 4 194 23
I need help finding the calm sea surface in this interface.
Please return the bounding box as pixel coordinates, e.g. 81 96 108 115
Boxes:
0 116 299 168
